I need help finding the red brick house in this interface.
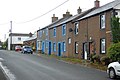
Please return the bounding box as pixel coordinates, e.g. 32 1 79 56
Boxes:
37 0 120 60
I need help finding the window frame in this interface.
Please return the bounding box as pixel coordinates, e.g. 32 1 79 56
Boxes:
62 24 66 36
18 37 21 41
39 31 42 37
68 38 71 44
100 38 106 54
62 42 66 52
100 14 105 29
53 42 56 52
46 28 48 36
75 42 78 54
75 22 79 35
53 27 56 37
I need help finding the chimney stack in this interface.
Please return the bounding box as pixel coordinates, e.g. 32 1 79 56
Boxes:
63 10 72 18
52 14 58 23
77 7 82 14
94 0 100 8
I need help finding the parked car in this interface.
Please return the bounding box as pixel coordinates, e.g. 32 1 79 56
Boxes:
107 61 120 79
21 46 33 54
15 46 22 51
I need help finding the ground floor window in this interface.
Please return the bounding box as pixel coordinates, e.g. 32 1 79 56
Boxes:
62 42 66 52
53 43 56 52
100 38 106 53
75 42 78 54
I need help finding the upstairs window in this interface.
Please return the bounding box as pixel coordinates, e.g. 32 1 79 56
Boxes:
75 23 79 35
62 24 66 36
39 31 42 37
53 28 56 37
100 14 105 29
100 38 106 53
46 28 48 36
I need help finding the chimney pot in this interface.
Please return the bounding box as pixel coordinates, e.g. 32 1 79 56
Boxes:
63 10 72 18
94 0 100 8
52 14 58 23
77 7 82 14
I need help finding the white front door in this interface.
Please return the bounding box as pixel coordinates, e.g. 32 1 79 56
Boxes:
84 43 87 60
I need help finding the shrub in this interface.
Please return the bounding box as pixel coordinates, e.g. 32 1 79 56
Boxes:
90 54 95 62
100 56 111 65
92 54 100 63
107 42 120 61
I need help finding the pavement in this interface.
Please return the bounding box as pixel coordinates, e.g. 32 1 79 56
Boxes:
0 68 7 80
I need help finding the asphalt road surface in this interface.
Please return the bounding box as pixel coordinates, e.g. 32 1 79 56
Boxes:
0 50 113 80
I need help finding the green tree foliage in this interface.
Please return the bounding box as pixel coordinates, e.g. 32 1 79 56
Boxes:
111 17 120 43
107 42 120 61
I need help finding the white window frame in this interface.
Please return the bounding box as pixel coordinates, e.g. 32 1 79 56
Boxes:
68 38 71 44
101 38 106 53
53 43 56 52
62 24 66 36
46 28 48 36
100 14 105 29
53 28 56 37
75 22 79 35
75 42 78 54
63 42 66 52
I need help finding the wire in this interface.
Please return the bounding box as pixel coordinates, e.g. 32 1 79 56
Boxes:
0 22 9 25
17 0 70 24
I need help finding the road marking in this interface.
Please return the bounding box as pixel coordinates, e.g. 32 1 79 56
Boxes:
0 58 4 61
0 62 16 80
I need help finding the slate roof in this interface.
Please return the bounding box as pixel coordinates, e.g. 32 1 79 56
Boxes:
79 0 120 20
9 33 31 37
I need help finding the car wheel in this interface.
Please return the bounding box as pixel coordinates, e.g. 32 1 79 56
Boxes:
109 68 116 79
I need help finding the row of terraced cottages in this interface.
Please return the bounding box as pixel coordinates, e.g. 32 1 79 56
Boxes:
36 0 120 60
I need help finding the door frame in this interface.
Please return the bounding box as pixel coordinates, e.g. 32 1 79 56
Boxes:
58 42 62 56
83 42 90 60
48 42 52 55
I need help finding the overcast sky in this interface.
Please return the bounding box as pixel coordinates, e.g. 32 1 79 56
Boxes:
0 0 114 41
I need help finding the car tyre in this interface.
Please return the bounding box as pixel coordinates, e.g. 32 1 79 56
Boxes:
109 68 116 79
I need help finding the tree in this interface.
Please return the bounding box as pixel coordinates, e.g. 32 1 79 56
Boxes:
111 17 120 43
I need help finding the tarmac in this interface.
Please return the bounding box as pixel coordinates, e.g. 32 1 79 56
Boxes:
0 68 7 80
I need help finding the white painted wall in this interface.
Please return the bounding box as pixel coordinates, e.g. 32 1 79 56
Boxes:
8 36 29 50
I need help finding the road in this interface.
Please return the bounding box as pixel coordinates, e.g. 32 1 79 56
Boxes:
0 50 112 80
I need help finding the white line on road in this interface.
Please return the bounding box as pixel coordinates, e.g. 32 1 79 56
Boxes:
0 62 16 80
0 58 4 61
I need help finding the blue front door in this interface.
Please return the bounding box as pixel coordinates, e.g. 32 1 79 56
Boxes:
48 42 51 55
42 42 45 53
58 43 61 56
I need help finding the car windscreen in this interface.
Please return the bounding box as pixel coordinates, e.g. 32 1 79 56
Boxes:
24 47 32 49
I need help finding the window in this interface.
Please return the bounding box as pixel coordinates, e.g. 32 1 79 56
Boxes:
75 23 79 34
62 42 66 52
100 14 105 29
68 38 71 44
53 28 56 37
46 28 48 36
100 38 105 53
40 31 42 37
46 41 48 48
18 37 21 41
62 24 66 36
53 43 56 52
75 42 78 54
